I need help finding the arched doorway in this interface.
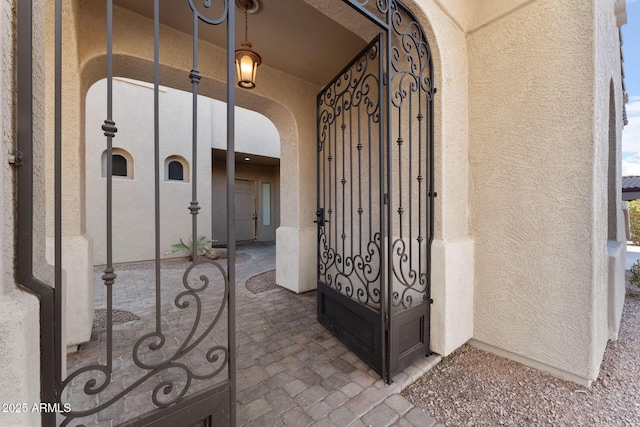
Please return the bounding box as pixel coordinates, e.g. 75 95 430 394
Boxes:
315 1 435 384
16 0 435 425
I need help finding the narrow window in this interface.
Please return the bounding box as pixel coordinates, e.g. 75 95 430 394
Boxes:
164 155 189 182
262 182 271 226
168 160 184 181
112 154 128 177
102 148 133 179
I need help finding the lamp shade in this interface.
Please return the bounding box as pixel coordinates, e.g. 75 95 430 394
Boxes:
235 41 261 89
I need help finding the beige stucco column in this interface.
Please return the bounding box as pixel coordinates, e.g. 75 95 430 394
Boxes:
467 0 627 385
406 0 476 357
44 0 94 349
604 0 628 344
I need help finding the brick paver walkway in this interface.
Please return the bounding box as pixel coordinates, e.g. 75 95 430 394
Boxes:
66 242 442 427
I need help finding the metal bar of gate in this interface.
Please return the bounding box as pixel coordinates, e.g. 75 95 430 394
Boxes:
227 3 237 422
103 0 116 381
383 8 393 386
153 0 162 337
54 0 64 397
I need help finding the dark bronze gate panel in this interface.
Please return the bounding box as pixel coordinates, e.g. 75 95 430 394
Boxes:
318 0 435 383
317 36 386 375
385 0 435 377
17 1 237 425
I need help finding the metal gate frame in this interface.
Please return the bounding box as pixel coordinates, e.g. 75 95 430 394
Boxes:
317 0 436 384
16 1 237 425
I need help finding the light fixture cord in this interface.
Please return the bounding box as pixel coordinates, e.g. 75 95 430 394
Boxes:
244 6 249 41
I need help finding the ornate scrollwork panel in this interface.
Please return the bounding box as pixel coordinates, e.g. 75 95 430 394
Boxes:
60 260 230 426
318 37 384 309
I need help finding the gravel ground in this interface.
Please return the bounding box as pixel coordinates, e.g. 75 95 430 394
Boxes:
402 275 640 426
92 308 139 330
245 269 277 294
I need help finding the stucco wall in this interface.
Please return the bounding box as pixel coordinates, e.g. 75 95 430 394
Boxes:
86 79 214 264
433 0 535 33
86 78 282 263
41 0 94 348
468 0 624 384
74 0 319 293
595 0 626 348
0 0 42 426
209 98 281 158
411 0 475 357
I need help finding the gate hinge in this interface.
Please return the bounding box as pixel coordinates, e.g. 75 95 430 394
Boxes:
429 191 438 198
429 298 434 304
8 151 24 167
384 193 389 205
383 72 389 86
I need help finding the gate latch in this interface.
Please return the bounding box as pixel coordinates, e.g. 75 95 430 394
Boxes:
8 151 24 167
314 208 328 227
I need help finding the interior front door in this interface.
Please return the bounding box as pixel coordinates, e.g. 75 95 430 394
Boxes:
235 179 257 241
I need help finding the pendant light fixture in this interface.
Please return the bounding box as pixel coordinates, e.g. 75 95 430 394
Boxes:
235 0 261 89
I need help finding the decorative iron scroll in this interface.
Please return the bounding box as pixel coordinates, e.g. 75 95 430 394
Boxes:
59 261 230 426
57 1 233 425
317 37 383 307
387 1 434 310
344 0 390 28
388 1 435 108
341 0 435 311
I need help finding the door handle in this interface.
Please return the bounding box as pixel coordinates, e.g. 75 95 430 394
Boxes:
314 208 329 226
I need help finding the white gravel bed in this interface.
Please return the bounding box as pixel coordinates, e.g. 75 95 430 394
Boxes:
402 276 640 426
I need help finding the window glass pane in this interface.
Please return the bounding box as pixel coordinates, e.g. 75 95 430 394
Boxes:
168 160 184 181
112 154 127 177
262 183 271 226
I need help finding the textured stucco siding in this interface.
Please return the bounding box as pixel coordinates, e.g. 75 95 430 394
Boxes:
469 0 601 381
0 0 42 426
39 0 94 347
411 0 476 356
594 0 626 372
432 0 533 32
85 79 282 262
76 0 319 292
86 80 214 265
209 99 281 158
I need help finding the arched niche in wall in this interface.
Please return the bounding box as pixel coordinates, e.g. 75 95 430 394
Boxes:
165 155 190 183
101 147 134 179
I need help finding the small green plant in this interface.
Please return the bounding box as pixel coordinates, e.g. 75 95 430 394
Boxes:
166 236 215 261
630 260 640 289
628 200 640 246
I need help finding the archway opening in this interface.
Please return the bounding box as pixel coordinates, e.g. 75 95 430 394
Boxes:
52 0 441 424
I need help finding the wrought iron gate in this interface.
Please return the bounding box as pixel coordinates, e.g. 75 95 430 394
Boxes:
17 1 237 425
317 0 435 383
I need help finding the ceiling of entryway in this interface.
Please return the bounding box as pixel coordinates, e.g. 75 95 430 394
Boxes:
113 0 370 87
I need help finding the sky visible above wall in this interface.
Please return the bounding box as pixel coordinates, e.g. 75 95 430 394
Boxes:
622 0 640 176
